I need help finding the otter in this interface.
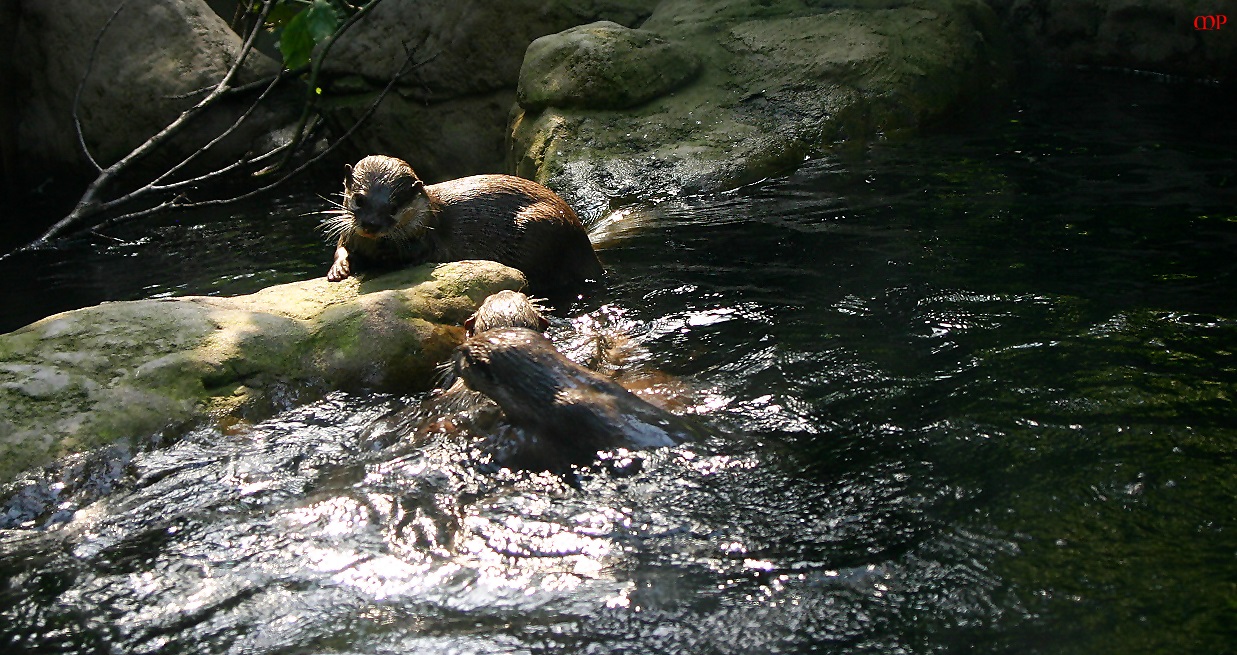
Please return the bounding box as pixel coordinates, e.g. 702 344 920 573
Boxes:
452 327 696 469
324 155 603 294
358 290 552 447
464 289 549 336
438 289 550 407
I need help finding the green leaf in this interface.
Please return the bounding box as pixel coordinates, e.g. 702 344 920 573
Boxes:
277 0 341 70
302 0 340 42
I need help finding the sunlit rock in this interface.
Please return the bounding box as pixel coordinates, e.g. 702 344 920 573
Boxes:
518 21 700 111
509 0 1012 218
0 260 525 483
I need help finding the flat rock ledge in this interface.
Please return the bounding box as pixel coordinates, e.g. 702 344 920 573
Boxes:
0 260 525 484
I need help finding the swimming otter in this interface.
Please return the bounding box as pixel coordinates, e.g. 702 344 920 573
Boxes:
452 327 695 468
464 289 549 336
438 289 550 407
324 155 603 294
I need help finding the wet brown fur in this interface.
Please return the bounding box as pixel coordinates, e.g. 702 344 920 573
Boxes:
453 327 695 468
465 290 550 336
327 155 603 294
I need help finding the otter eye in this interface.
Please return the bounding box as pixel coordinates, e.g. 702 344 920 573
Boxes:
351 194 367 209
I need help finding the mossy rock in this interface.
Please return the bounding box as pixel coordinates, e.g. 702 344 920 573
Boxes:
509 0 1012 218
0 260 526 483
518 21 700 111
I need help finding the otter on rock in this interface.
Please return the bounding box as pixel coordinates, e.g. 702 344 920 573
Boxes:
324 155 603 294
453 326 695 468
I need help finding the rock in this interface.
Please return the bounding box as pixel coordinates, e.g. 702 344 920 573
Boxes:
518 21 700 111
319 0 660 181
508 0 1012 218
0 260 526 484
989 0 1236 80
11 0 290 184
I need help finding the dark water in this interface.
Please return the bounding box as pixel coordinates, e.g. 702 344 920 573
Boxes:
3 72 1235 654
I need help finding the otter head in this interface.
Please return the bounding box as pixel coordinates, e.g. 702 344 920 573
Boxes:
343 155 426 238
464 290 550 337
452 328 559 423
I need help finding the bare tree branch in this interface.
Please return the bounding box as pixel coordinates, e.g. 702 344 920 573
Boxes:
27 0 278 249
184 42 428 210
274 0 385 170
13 0 412 256
72 3 125 174
149 70 289 189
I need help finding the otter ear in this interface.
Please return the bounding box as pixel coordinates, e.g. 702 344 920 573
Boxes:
343 164 354 187
464 315 477 336
411 179 424 194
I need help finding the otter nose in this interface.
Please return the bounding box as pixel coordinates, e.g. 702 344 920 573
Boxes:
358 216 386 234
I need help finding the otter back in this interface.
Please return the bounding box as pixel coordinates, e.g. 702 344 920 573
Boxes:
453 327 694 467
424 175 603 293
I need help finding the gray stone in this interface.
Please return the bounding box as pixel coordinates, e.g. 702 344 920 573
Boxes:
320 0 659 181
518 21 700 111
0 260 526 483
11 0 288 182
509 0 1012 218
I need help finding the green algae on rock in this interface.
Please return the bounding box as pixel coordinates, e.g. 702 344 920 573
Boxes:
518 21 700 111
0 260 525 484
509 0 1011 218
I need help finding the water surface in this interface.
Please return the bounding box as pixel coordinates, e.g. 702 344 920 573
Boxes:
2 71 1235 654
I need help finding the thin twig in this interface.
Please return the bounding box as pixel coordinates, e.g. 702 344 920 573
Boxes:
274 0 385 171
185 44 426 209
14 0 421 255
73 3 126 173
170 63 310 100
29 0 277 248
87 198 184 233
149 69 289 188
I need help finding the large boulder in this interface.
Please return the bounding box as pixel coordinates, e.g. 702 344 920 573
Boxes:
9 0 290 186
319 0 660 181
518 21 700 111
508 0 1012 218
988 0 1237 80
0 260 525 483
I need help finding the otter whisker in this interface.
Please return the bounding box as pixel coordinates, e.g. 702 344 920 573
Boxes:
303 207 350 217
319 215 355 241
432 359 457 388
316 193 348 210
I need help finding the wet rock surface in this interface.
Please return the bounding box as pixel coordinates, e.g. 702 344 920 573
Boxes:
518 21 700 111
0 260 525 483
509 0 1012 218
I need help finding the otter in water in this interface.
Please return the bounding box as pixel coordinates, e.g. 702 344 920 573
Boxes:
453 326 695 468
464 289 549 336
438 289 550 406
324 155 603 294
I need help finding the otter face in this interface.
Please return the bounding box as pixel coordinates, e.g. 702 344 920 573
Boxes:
453 328 560 422
452 337 504 402
344 155 425 238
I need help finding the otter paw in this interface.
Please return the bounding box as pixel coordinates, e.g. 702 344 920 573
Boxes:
327 261 351 282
